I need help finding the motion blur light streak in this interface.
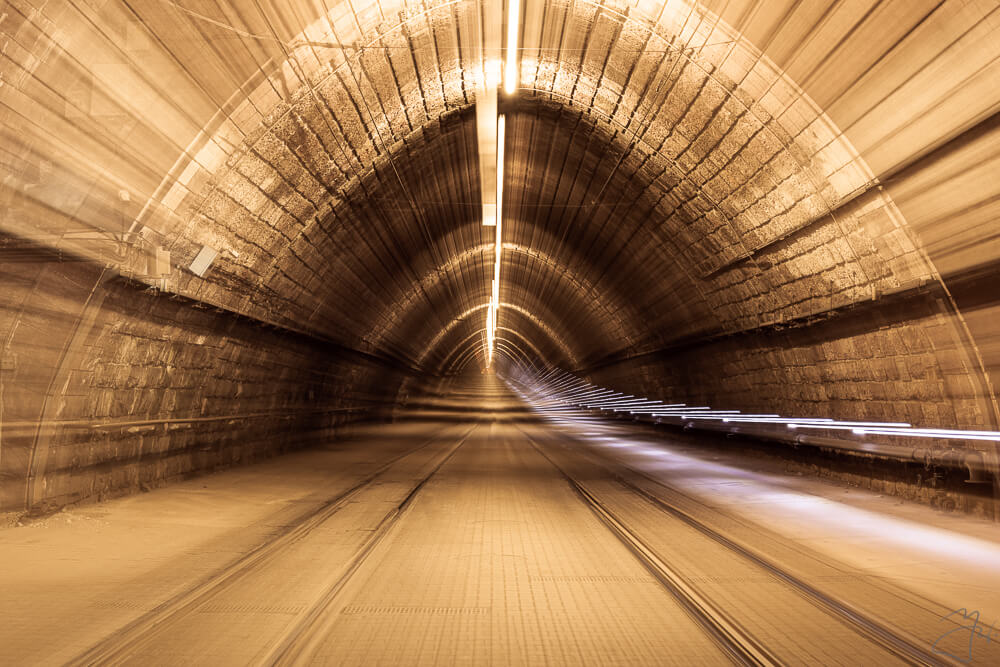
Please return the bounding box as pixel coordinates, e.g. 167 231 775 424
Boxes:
787 422 914 429
514 379 1000 575
504 0 520 95
515 367 998 474
485 113 506 368
854 429 1000 442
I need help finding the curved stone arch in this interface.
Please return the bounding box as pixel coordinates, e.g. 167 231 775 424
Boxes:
419 300 580 372
107 0 982 428
144 0 935 336
405 251 620 366
193 105 656 361
130 0 475 325
492 342 534 372
438 324 552 376
445 287 613 369
489 336 543 374
373 239 637 364
151 0 894 310
446 329 543 376
496 327 549 367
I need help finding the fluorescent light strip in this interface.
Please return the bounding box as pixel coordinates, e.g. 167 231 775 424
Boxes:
526 372 1000 443
663 411 743 418
495 114 505 281
787 421 911 430
593 401 656 409
570 389 614 399
553 386 590 395
605 401 666 409
550 378 580 391
883 427 1000 436
486 115 506 368
717 415 782 420
724 417 834 422
504 0 520 94
578 395 623 404
586 396 637 406
720 417 825 424
560 386 601 398
568 391 615 400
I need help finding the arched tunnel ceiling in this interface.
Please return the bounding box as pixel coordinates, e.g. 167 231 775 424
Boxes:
3 0 999 386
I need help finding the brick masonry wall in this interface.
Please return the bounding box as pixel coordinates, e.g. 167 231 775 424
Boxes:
587 304 993 431
0 253 412 515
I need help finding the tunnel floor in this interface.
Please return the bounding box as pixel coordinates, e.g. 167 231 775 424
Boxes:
2 376 999 665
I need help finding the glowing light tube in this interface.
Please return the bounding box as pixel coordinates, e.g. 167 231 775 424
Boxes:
518 370 1000 445
787 421 912 430
504 0 520 94
485 115 506 368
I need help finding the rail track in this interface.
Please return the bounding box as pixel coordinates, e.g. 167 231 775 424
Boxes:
262 425 474 665
520 425 955 666
69 424 477 666
69 411 963 665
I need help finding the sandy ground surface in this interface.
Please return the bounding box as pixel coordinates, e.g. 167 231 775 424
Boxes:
0 376 998 665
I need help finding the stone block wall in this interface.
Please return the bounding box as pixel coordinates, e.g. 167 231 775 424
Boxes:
587 297 994 431
0 250 411 516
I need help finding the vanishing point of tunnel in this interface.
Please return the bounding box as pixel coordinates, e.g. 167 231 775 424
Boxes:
2 0 1000 664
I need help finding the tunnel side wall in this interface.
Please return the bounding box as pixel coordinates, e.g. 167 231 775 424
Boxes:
0 254 412 516
582 93 1000 439
586 306 987 428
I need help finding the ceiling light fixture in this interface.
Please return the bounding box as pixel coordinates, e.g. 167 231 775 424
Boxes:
504 0 520 95
486 114 506 368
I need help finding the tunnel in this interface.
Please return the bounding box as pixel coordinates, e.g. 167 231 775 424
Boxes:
2 0 1000 663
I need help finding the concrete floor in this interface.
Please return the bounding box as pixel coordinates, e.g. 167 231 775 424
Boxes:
2 376 999 665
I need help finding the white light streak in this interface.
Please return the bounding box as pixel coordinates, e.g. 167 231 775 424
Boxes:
485 115 506 368
664 411 743 419
788 421 911 430
504 0 520 95
517 369 1000 445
